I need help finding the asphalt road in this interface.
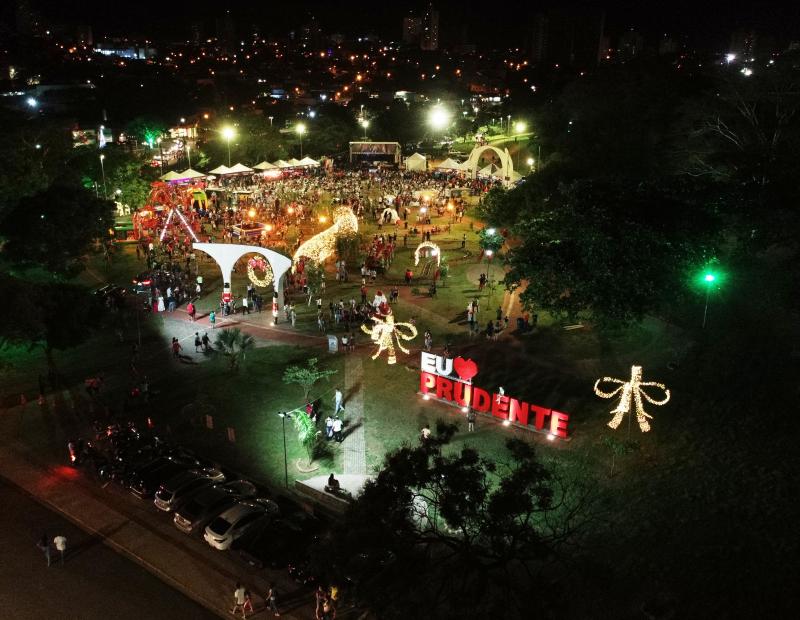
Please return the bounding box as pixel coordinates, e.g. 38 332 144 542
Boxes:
0 479 221 620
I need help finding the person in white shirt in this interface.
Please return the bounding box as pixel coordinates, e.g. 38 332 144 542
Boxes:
334 388 344 414
332 417 344 442
53 535 67 566
232 582 247 617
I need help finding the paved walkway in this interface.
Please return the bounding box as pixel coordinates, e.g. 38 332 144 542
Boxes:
341 355 367 475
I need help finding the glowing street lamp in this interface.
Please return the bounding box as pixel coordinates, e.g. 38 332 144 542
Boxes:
702 272 717 329
221 125 236 166
360 118 369 140
26 97 38 108
514 121 527 134
295 123 306 158
99 154 107 198
277 411 292 488
428 105 451 141
527 157 535 172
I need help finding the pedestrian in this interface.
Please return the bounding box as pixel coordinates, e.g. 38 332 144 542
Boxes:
209 310 216 329
194 332 202 353
424 330 432 351
202 332 210 351
332 416 343 442
290 308 297 327
420 424 431 443
187 301 196 321
334 388 344 414
266 582 280 616
243 590 254 616
461 233 466 249
318 595 336 620
171 338 182 358
315 586 327 616
496 306 503 322
36 534 51 567
325 416 334 440
242 295 249 315
466 408 476 432
53 534 67 566
232 582 247 617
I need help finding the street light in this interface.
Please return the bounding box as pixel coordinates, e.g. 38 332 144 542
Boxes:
278 411 293 488
99 154 107 198
527 157 535 172
360 118 369 140
702 272 717 329
26 97 38 108
428 105 451 143
514 121 527 134
186 142 192 168
295 123 306 158
221 125 236 166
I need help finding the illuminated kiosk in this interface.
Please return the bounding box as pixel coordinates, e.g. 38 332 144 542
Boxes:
193 243 292 302
463 145 515 188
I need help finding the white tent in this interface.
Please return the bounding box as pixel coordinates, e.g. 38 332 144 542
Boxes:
209 165 231 175
380 207 400 224
254 161 277 170
227 163 254 174
159 170 182 181
478 163 504 179
509 170 523 183
178 168 206 179
405 152 427 172
286 158 302 167
299 156 319 167
273 160 291 168
436 158 462 170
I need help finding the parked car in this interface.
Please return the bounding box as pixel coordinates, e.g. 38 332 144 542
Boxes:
128 456 194 499
203 500 276 550
173 480 257 534
235 511 321 569
154 470 217 512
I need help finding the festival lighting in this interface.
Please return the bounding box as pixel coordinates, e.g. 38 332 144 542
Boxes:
361 313 418 365
247 255 273 287
26 97 38 108
247 208 256 218
428 105 451 131
293 206 358 268
514 121 527 133
594 366 670 433
414 241 441 266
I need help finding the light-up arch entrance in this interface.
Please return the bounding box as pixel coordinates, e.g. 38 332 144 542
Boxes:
463 145 515 187
193 243 292 302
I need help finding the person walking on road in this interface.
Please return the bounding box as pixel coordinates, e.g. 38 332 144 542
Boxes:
36 533 51 567
332 417 343 443
232 582 247 617
194 333 202 353
202 332 210 352
334 388 344 414
266 583 280 616
209 310 216 329
187 301 196 322
53 534 67 566
466 408 476 432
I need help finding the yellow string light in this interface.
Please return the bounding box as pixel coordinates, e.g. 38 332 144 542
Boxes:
361 313 418 365
293 206 358 269
247 255 273 288
594 366 670 433
413 241 441 267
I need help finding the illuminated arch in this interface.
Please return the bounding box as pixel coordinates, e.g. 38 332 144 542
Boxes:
193 243 292 300
414 241 441 266
293 206 359 269
464 145 515 187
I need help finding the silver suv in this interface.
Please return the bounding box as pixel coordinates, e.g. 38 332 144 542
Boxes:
154 470 219 512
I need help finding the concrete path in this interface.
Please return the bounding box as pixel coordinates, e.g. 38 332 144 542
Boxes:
341 355 367 475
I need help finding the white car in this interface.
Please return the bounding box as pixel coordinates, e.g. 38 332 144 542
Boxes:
203 499 278 550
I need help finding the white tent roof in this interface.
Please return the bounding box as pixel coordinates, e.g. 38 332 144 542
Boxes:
287 158 302 166
160 170 182 181
254 161 277 170
273 160 291 168
227 163 254 174
208 165 231 175
509 170 523 182
478 163 504 178
406 152 427 162
178 168 206 179
436 158 462 170
299 156 319 166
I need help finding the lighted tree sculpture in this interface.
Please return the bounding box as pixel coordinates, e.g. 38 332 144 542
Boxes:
594 365 670 433
293 206 358 268
361 304 418 365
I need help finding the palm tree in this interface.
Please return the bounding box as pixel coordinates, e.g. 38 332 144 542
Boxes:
214 328 255 371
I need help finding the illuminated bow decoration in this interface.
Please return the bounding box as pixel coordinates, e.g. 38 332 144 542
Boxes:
594 365 670 433
361 314 418 365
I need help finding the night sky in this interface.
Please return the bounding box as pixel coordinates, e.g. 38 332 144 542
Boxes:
21 0 800 48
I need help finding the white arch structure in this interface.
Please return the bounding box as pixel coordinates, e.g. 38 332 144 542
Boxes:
414 241 441 267
463 145 515 188
193 243 292 301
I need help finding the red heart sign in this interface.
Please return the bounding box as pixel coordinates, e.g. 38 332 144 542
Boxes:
453 357 479 381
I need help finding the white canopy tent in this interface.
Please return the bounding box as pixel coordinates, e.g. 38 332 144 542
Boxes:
286 158 302 167
436 158 462 170
254 161 277 170
208 165 231 175
159 170 182 181
478 163 504 179
405 152 427 172
226 163 254 174
178 168 207 179
299 156 319 167
273 160 291 168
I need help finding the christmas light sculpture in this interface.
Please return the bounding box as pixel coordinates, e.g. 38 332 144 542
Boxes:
414 241 441 267
361 305 418 365
293 206 358 269
247 255 273 288
594 366 670 433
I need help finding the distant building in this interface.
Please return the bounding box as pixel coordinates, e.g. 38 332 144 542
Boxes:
421 3 439 51
530 14 548 64
403 16 422 44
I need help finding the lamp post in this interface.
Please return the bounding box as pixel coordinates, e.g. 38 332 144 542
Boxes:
296 123 306 158
186 143 192 169
360 118 369 140
268 116 274 127
428 105 451 144
702 273 716 329
278 411 292 488
99 154 107 198
526 157 535 173
221 126 235 167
